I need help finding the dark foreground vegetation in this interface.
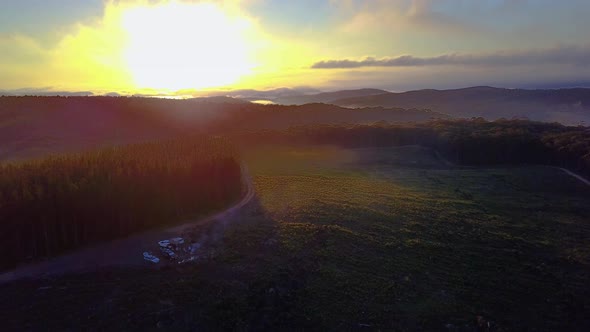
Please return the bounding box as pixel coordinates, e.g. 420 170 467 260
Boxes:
233 118 590 178
0 108 589 330
0 136 242 270
2 145 588 331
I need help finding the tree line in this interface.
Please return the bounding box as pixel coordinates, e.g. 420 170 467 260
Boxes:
0 136 242 270
232 118 590 178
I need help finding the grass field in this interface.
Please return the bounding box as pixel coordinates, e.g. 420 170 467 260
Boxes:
233 145 590 330
2 145 589 330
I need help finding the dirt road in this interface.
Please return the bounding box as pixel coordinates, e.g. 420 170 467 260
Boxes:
557 167 590 186
0 165 255 284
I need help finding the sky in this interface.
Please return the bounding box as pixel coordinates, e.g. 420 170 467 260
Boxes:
1 0 590 94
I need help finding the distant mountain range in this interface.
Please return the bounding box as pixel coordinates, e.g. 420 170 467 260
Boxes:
272 86 590 125
4 86 590 125
272 88 389 105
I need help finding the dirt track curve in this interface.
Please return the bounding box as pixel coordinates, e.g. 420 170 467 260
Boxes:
557 167 590 186
0 165 255 284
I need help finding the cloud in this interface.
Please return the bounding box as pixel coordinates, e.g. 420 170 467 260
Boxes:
0 35 52 88
0 1 135 91
337 0 482 37
0 0 264 92
406 0 480 34
0 35 48 63
319 64 590 92
311 44 590 69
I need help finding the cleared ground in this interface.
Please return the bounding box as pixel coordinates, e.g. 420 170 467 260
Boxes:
1 145 589 331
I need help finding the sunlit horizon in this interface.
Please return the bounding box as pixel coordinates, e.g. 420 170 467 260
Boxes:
122 2 255 91
2 0 590 94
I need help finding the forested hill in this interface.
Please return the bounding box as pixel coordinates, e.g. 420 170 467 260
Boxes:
0 136 242 270
233 119 590 179
0 96 229 160
0 96 446 161
205 103 448 132
273 88 389 105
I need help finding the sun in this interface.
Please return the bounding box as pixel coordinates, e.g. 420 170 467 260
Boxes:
121 1 254 91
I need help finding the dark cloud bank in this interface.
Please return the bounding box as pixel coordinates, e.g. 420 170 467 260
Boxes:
312 44 590 69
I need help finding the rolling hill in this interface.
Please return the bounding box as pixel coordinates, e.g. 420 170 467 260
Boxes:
273 88 389 105
0 96 446 161
331 86 590 125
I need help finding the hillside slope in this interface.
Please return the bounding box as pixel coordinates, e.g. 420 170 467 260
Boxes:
332 86 590 125
275 88 389 105
0 97 447 161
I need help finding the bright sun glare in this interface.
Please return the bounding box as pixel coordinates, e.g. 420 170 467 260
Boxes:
121 1 253 91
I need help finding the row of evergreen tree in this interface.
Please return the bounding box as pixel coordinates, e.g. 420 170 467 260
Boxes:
232 119 590 177
0 136 242 270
